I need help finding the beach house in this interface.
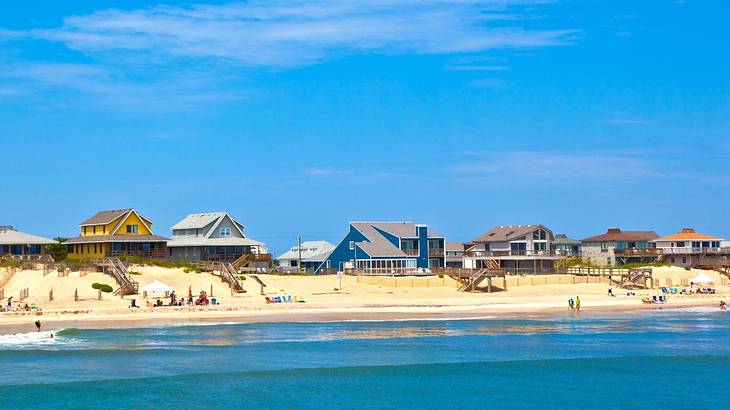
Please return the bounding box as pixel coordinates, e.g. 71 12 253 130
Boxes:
653 228 724 267
167 212 271 267
316 221 445 274
552 234 582 257
0 226 55 259
278 240 335 272
65 209 169 260
445 242 470 268
580 228 659 266
463 225 564 274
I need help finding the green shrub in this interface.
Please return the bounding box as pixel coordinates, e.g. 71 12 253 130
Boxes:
92 283 113 293
238 275 247 280
128 270 142 275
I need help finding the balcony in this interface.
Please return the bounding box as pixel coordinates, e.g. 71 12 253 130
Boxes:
658 247 722 255
109 250 167 259
612 248 663 257
428 248 445 257
401 248 419 256
464 250 561 258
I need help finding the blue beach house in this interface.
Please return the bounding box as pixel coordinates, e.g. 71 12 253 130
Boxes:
317 221 445 274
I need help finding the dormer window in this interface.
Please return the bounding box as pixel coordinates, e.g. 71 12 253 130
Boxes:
220 228 231 237
126 225 139 234
533 229 547 240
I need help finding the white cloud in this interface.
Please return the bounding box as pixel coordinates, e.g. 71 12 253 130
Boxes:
24 0 578 67
449 150 662 185
0 62 246 112
302 167 348 177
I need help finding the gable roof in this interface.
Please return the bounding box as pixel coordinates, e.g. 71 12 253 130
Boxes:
171 212 226 230
351 223 406 257
171 212 245 237
0 228 56 245
654 228 722 242
347 221 444 258
278 241 335 262
473 225 551 243
367 222 444 238
80 209 131 226
581 228 659 242
446 242 468 251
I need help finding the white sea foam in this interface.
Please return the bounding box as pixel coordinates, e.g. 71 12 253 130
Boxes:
0 330 61 347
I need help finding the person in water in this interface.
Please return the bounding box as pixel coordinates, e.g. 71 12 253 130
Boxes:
35 320 41 332
721 300 727 311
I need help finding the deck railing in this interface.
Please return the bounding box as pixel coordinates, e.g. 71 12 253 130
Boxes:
464 250 561 258
108 250 167 259
612 248 663 256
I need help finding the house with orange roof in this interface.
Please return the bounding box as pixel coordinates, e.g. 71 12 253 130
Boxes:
653 228 723 267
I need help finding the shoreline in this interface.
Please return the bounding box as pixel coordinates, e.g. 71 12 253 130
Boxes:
1 297 723 336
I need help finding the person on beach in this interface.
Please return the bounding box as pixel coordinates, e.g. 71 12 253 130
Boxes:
576 296 581 311
721 301 727 311
7 296 12 311
35 320 41 332
568 298 574 311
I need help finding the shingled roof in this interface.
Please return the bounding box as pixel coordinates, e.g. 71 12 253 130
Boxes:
349 222 443 257
473 225 551 242
80 209 133 226
581 228 658 242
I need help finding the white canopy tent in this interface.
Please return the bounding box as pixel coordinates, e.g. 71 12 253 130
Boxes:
690 272 715 285
140 280 175 293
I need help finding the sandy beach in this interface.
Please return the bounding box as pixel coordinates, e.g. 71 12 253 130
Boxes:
1 265 728 335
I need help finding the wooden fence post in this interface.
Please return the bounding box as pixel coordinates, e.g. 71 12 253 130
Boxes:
98 289 102 300
74 288 78 302
49 288 54 302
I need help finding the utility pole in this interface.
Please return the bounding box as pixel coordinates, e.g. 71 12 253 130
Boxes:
297 236 303 273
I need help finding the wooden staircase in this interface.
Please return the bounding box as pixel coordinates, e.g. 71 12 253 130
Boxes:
215 262 247 293
231 254 253 270
617 269 650 290
450 268 505 292
101 257 138 296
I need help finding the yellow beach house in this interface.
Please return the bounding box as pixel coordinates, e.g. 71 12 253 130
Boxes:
65 208 169 260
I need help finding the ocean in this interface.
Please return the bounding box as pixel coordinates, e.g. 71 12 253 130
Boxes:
1 308 728 409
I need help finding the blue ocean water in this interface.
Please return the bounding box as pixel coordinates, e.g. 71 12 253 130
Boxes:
1 308 729 409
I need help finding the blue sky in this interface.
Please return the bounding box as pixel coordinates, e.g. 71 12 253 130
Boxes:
0 0 728 255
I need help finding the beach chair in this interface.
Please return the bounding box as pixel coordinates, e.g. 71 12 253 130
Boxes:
265 297 273 304
298 296 306 303
661 287 669 294
287 295 293 303
652 296 658 303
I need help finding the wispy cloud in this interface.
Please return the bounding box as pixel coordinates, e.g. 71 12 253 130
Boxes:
18 0 578 68
448 150 663 186
604 117 653 125
0 62 247 112
302 167 348 177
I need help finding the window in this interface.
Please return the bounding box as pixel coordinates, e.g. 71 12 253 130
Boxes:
93 226 96 234
682 257 687 264
220 227 231 237
601 242 609 252
533 229 547 240
675 241 685 248
83 227 87 235
126 225 139 234
349 241 355 250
